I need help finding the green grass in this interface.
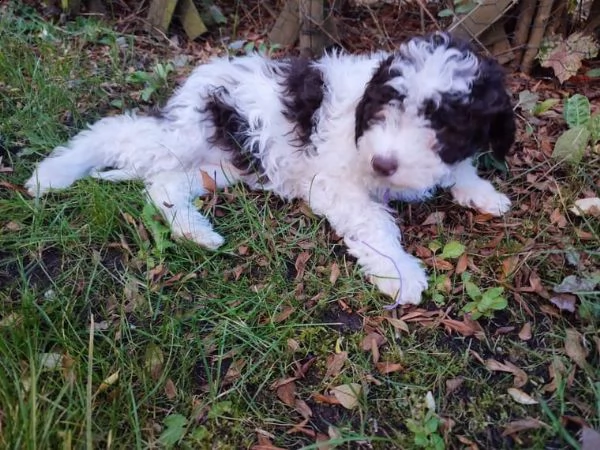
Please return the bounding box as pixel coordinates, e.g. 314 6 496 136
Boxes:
1 3 599 449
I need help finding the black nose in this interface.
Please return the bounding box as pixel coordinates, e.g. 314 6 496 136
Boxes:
371 156 398 176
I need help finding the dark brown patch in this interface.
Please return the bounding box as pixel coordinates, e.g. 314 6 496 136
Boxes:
354 55 405 143
203 88 266 178
280 57 324 147
320 304 363 333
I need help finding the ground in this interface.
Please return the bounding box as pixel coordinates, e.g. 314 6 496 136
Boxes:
0 1 599 449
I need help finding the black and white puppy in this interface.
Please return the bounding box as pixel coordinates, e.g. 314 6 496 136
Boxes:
26 32 516 306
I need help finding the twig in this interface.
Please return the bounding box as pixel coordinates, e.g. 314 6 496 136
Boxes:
520 0 555 74
511 0 537 69
414 0 443 32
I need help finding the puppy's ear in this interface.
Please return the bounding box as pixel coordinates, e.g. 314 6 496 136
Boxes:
471 58 516 160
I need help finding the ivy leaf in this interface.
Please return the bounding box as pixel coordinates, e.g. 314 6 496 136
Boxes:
159 414 188 447
440 241 466 259
564 94 591 128
552 126 591 164
538 33 599 83
589 113 600 144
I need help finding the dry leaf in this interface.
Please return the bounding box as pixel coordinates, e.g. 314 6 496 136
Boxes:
441 317 484 338
294 399 312 419
316 433 332 450
445 377 464 396
294 251 311 281
385 317 409 333
518 322 532 341
422 211 445 226
329 262 340 285
501 256 520 280
581 427 600 450
164 378 177 399
543 357 567 393
360 332 386 364
252 432 286 450
570 197 600 217
485 359 528 388
455 253 468 275
39 352 63 370
507 388 538 405
502 418 548 436
549 294 577 312
287 339 300 352
62 353 76 385
331 383 362 409
238 245 249 255
223 359 246 385
200 169 217 193
98 371 120 393
564 329 590 370
4 221 23 231
312 393 340 405
324 351 348 379
273 306 296 323
276 380 297 407
550 208 568 227
375 361 404 374
144 344 164 381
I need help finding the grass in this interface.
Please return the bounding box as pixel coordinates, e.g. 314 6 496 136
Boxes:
1 3 599 449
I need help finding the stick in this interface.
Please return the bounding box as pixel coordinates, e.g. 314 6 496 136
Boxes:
520 0 555 74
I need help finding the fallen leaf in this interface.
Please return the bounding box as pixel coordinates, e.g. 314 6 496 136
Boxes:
570 197 600 217
375 361 404 374
385 317 410 333
441 317 484 338
502 418 548 436
145 343 164 381
294 251 311 281
311 393 340 405
200 169 217 193
485 359 528 387
543 357 566 393
237 245 249 255
549 294 578 312
564 329 590 370
294 399 312 419
98 370 120 393
360 332 386 364
501 256 520 280
287 339 300 352
554 275 599 294
507 388 538 405
164 378 177 399
550 208 568 227
422 211 446 226
62 353 76 385
276 380 297 407
518 322 532 341
581 427 600 450
324 351 348 379
455 252 468 275
273 305 296 323
4 221 23 231
331 383 362 409
445 377 464 396
222 359 246 385
329 262 340 285
39 352 63 370
316 433 332 450
252 432 286 450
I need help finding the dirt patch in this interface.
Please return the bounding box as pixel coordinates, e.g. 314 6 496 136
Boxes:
320 304 363 334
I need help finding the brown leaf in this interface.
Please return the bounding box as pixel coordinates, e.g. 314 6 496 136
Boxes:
518 322 532 341
238 245 249 255
62 353 76 386
329 262 340 285
494 326 516 336
485 359 528 388
294 399 312 419
4 221 23 232
501 256 520 280
287 339 300 352
441 317 484 338
331 383 362 409
549 294 577 312
222 359 246 385
312 393 340 405
294 251 311 281
164 378 177 399
200 169 217 193
375 361 404 374
502 418 548 436
422 211 446 226
252 432 286 450
324 351 348 379
273 305 296 323
455 253 468 275
428 257 454 271
543 357 567 393
564 329 590 370
445 377 464 396
276 380 297 407
457 435 479 450
507 387 538 405
360 332 386 364
385 317 410 333
550 208 568 227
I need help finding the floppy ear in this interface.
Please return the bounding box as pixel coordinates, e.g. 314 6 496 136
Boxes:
471 58 516 161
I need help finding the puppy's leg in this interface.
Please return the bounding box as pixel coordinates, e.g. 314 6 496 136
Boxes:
145 165 239 250
306 179 427 305
449 158 511 216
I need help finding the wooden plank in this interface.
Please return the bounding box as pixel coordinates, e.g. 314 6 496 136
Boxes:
176 0 208 40
269 0 301 47
481 24 515 64
449 0 517 40
147 0 178 32
299 0 325 57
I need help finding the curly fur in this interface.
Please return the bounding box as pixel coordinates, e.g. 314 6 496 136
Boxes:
26 32 516 306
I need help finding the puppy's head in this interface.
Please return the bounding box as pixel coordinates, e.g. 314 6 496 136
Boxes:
355 32 515 190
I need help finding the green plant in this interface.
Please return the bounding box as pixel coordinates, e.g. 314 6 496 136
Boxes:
461 272 508 319
126 62 175 102
552 93 600 164
406 403 445 449
438 0 478 18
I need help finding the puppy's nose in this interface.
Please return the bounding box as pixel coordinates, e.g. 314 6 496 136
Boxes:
371 156 398 176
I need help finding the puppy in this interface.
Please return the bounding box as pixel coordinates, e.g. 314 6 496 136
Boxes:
25 32 516 306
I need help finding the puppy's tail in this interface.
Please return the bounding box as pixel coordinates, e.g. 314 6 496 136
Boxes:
25 113 158 196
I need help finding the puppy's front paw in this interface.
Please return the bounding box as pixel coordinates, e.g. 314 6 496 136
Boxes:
370 255 428 306
176 229 225 250
451 184 511 216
